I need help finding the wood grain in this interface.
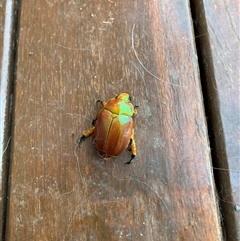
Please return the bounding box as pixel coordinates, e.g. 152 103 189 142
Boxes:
5 0 222 240
191 0 240 239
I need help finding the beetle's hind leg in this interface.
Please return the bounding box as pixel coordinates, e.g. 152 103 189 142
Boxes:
92 117 98 126
125 129 136 164
77 127 95 146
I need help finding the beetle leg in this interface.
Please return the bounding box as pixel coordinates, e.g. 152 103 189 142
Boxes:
127 139 132 151
134 105 138 114
92 117 97 126
96 100 107 107
77 127 95 146
125 129 136 164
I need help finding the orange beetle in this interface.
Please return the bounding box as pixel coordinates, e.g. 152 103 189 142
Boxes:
78 93 138 164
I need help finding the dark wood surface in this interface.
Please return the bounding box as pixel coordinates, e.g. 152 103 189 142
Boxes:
0 0 239 240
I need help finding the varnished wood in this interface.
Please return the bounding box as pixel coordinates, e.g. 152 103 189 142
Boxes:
5 0 223 240
192 0 240 239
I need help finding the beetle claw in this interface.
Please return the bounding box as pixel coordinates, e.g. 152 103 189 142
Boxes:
92 118 97 126
125 154 135 164
96 100 103 105
77 135 86 146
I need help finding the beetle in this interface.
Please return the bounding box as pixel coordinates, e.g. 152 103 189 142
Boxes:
77 93 138 164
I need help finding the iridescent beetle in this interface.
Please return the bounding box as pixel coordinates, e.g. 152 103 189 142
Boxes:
78 93 138 164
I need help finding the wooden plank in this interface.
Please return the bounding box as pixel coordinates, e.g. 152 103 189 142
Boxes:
191 0 240 239
6 0 222 240
0 0 17 239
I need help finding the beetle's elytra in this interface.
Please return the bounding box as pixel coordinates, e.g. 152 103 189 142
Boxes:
77 93 138 164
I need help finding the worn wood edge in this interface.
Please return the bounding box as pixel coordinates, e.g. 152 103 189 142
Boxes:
0 0 5 70
0 0 19 240
191 0 240 239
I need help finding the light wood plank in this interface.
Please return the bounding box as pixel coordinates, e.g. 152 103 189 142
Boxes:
6 1 222 240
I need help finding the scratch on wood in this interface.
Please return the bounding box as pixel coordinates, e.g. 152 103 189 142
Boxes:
130 177 169 212
101 200 133 212
64 185 107 241
74 144 86 188
2 136 11 155
131 24 185 87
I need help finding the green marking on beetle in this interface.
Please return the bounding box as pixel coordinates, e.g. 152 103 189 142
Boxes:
118 115 130 125
119 102 133 116
121 95 130 102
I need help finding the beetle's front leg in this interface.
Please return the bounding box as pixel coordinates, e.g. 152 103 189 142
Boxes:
96 99 107 107
125 129 136 164
77 127 95 146
92 116 98 126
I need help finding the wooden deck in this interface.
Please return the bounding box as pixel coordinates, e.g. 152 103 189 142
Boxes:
1 0 239 240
